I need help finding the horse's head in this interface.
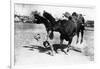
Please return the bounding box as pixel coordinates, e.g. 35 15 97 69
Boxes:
33 14 42 24
33 13 50 25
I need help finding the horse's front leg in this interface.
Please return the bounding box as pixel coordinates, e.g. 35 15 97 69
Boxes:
60 35 64 46
46 31 49 41
46 30 54 56
67 37 73 52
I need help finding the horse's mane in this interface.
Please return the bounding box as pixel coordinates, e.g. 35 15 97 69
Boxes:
34 14 50 24
43 11 56 24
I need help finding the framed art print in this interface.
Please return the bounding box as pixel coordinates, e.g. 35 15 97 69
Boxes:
11 0 95 69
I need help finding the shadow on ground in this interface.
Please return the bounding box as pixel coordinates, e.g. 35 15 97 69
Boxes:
23 45 50 52
23 44 81 56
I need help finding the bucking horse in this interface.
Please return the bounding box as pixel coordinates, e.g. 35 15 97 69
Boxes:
33 11 85 55
43 11 85 52
43 11 77 52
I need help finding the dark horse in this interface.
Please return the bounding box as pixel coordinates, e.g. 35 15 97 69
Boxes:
43 11 77 52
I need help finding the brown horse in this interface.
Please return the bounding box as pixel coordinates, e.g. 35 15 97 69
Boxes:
43 11 77 52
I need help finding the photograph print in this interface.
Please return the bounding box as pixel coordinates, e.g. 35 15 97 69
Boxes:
14 3 95 66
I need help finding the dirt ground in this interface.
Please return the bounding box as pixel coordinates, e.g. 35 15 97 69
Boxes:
14 23 94 66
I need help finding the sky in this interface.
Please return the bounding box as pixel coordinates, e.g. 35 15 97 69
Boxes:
15 3 95 21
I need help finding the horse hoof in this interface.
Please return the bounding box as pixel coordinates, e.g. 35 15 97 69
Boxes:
47 52 54 56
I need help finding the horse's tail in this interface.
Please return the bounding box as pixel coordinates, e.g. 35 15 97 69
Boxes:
49 31 54 40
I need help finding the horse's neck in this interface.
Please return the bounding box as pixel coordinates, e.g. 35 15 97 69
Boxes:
39 17 51 29
44 12 55 23
41 21 51 30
